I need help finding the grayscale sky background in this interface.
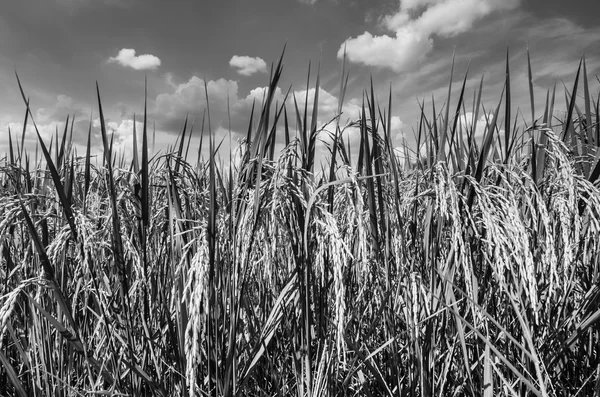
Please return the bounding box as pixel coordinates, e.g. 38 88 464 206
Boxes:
1 0 599 163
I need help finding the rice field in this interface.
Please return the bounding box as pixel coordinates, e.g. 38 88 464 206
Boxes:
1 50 600 396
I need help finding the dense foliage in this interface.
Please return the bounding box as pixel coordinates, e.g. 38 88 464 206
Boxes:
1 51 600 396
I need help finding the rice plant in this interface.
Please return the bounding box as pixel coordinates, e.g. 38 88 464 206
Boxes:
1 48 600 396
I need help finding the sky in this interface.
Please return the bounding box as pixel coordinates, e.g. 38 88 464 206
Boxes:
1 0 600 166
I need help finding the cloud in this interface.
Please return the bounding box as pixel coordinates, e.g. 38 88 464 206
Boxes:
1 95 95 150
409 0 519 37
2 117 95 157
242 85 285 106
36 94 86 124
458 111 490 141
390 116 405 140
292 87 360 125
297 0 318 4
339 0 520 72
89 117 144 158
339 28 432 72
153 76 240 132
229 55 268 76
108 48 161 70
152 74 369 151
151 71 410 170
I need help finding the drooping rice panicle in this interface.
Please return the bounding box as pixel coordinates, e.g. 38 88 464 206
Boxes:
1 48 600 397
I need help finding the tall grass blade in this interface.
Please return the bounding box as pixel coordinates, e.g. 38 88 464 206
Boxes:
527 48 535 126
132 113 139 174
8 127 15 167
141 79 150 230
439 49 455 161
563 57 582 143
307 60 321 171
57 115 69 168
0 350 28 397
18 98 29 164
467 84 505 208
504 48 512 161
582 55 593 146
15 73 77 238
84 113 92 202
447 62 470 167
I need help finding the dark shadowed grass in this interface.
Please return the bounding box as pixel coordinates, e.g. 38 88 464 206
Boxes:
1 49 600 396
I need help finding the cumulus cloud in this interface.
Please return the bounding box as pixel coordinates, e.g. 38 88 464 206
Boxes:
152 73 369 152
243 86 285 106
291 88 365 132
458 111 491 140
229 55 268 76
390 116 405 140
3 117 96 157
36 95 85 124
155 76 237 118
339 0 520 72
340 27 432 72
5 120 57 148
153 76 241 132
88 118 144 158
108 48 161 70
151 71 408 170
1 95 95 150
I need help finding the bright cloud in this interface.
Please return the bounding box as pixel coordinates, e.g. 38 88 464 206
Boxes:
155 76 238 117
292 87 341 118
411 0 519 37
390 115 405 139
154 76 240 132
90 118 144 159
458 111 491 140
243 86 285 106
339 27 432 72
108 48 161 70
1 95 96 151
229 55 268 76
152 73 370 152
340 0 520 72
